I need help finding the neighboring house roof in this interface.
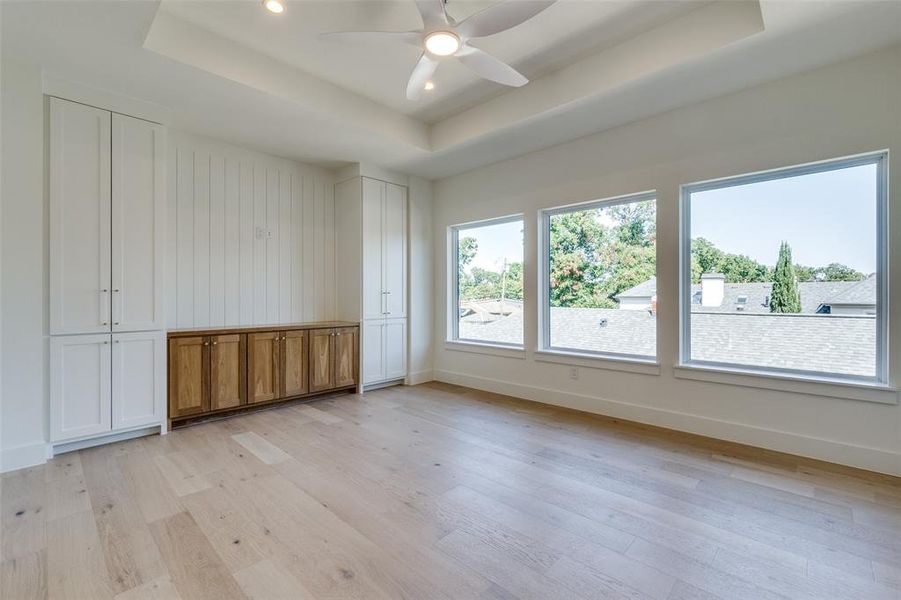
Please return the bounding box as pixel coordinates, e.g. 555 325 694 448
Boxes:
458 307 875 377
615 277 657 299
614 277 874 313
820 277 877 306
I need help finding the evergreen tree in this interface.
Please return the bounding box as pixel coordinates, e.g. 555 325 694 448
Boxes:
770 241 801 313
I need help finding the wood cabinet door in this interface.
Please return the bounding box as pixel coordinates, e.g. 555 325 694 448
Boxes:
49 98 112 335
168 336 208 419
111 113 165 332
281 330 308 398
333 327 358 388
210 334 245 411
50 334 113 442
112 331 166 431
247 332 280 404
383 183 407 318
309 329 334 393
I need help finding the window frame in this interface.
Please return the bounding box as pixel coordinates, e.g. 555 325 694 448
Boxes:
678 151 890 385
538 190 658 363
448 214 525 349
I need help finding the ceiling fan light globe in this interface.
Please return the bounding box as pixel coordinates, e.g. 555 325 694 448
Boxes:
263 0 285 14
424 81 435 91
424 31 460 56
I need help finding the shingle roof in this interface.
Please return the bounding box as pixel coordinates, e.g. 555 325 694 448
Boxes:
458 307 875 377
615 278 873 313
821 277 877 305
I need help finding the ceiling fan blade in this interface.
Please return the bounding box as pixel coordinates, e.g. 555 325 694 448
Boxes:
406 53 439 100
456 46 527 87
415 0 450 29
457 0 555 39
319 31 422 48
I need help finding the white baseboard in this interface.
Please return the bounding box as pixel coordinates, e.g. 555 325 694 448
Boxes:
1 442 49 473
406 369 435 385
434 369 901 477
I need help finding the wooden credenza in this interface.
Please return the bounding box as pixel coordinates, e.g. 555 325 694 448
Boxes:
167 322 359 428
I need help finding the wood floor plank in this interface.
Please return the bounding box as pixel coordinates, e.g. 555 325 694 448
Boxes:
113 575 181 600
1 383 898 600
149 511 247 600
233 559 316 600
0 550 47 600
80 447 167 595
231 432 291 465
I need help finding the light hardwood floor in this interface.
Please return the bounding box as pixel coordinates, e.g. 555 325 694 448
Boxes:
2 382 900 599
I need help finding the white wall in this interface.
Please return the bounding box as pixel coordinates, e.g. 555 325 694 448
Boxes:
408 177 434 384
167 131 335 329
0 56 47 471
432 45 901 475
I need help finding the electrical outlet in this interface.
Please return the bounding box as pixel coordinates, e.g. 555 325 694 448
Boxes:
569 367 579 380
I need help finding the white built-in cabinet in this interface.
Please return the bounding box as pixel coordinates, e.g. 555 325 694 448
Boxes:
336 176 408 388
49 97 166 445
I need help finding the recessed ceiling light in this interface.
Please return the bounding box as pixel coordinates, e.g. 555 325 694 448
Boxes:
424 31 460 57
424 81 435 91
263 0 285 14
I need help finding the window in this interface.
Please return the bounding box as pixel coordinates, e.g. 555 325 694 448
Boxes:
451 216 524 347
681 152 888 383
540 192 657 360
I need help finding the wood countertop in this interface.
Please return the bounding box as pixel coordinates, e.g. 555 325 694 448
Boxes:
167 321 359 337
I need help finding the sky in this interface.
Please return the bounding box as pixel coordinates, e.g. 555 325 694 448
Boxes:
458 162 878 275
691 163 877 273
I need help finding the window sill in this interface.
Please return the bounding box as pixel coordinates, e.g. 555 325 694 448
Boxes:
534 349 660 375
445 340 526 359
674 363 898 405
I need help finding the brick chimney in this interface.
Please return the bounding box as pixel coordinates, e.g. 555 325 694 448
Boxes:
701 273 725 307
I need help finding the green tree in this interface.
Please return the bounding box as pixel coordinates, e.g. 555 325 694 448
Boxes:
690 238 725 283
770 241 801 313
549 209 609 307
817 263 865 282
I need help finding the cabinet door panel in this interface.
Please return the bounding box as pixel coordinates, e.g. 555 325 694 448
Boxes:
168 336 208 418
282 330 308 398
309 329 334 392
362 321 385 385
384 319 407 381
49 98 111 335
247 332 280 404
112 114 165 332
333 327 358 388
384 183 407 318
362 178 385 320
112 331 165 430
210 334 245 411
50 334 112 442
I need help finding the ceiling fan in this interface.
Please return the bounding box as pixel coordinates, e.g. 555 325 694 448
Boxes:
321 0 556 100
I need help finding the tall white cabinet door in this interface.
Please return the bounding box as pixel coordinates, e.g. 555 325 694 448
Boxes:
383 183 407 319
112 114 165 332
362 321 386 384
384 318 407 380
112 331 165 430
361 178 385 320
49 98 112 335
50 334 112 442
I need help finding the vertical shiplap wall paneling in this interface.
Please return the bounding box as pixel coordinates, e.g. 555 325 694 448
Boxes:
168 131 336 329
175 148 194 327
193 153 210 327
209 155 225 327
239 161 254 325
224 160 241 326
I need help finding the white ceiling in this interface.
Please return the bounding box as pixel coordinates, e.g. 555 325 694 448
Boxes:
2 1 901 179
158 0 707 124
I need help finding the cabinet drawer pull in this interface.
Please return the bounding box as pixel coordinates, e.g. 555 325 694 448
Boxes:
203 342 210 346
212 341 218 346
